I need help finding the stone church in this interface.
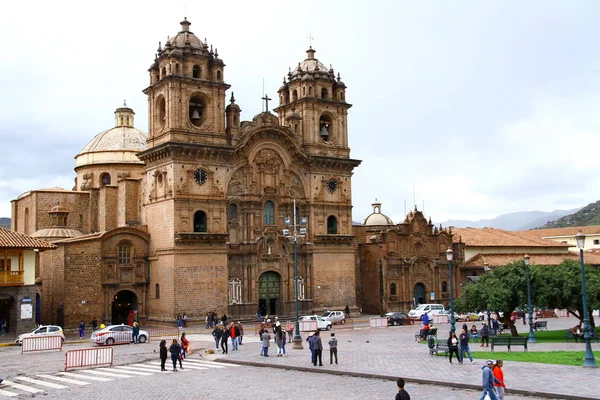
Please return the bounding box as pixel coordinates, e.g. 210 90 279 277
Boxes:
10 18 363 328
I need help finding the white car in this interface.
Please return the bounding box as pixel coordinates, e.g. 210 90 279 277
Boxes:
299 315 333 331
90 324 148 345
16 325 65 345
321 311 346 324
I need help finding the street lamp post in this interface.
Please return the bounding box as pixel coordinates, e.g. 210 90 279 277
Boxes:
523 254 536 343
283 199 307 350
446 248 456 333
574 232 597 368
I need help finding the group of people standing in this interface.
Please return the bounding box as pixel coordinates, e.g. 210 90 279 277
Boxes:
306 330 338 366
212 322 243 354
159 332 192 372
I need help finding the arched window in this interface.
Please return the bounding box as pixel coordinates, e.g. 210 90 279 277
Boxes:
292 90 298 101
101 173 111 186
155 283 160 299
442 281 448 293
216 70 222 81
264 201 274 225
390 283 397 296
194 210 207 232
327 215 337 234
161 67 167 78
189 95 206 127
308 86 313 96
229 204 238 219
175 63 180 74
319 114 333 142
157 96 166 129
118 243 131 265
321 88 328 99
192 65 201 79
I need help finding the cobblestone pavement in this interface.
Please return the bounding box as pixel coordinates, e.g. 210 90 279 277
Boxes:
0 316 597 399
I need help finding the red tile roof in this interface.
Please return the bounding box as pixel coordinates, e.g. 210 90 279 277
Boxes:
451 227 569 247
463 251 600 267
529 225 600 238
0 227 57 250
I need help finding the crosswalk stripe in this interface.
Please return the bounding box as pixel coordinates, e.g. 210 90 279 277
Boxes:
0 388 18 397
38 374 91 386
184 360 226 368
15 377 67 389
113 365 157 373
77 370 133 378
137 362 208 370
1 380 44 394
112 367 153 376
129 363 158 370
187 359 241 367
58 372 112 382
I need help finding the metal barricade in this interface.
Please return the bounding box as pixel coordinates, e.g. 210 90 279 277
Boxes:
22 335 63 354
556 309 568 317
432 314 449 324
300 320 318 332
334 319 354 330
65 347 113 371
148 327 180 342
369 317 388 328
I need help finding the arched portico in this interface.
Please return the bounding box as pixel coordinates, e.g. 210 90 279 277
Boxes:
111 290 139 325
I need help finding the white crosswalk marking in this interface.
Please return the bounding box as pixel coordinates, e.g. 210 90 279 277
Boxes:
112 367 153 376
77 369 134 378
185 359 228 368
1 380 44 394
0 388 18 397
58 372 112 382
15 376 67 389
38 374 91 386
113 365 158 373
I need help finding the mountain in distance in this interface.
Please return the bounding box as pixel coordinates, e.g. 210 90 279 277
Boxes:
0 218 10 229
535 200 600 229
439 208 580 231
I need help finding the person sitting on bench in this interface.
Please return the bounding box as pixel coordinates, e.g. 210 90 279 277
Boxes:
419 323 431 341
572 325 584 342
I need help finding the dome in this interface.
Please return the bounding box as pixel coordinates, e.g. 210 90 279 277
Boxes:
76 105 147 168
31 228 84 242
289 47 331 80
165 18 205 51
363 201 394 226
225 93 240 112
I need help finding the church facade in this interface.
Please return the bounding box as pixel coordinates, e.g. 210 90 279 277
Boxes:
10 18 362 328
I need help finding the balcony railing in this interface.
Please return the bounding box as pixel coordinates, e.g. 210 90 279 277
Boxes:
0 271 24 285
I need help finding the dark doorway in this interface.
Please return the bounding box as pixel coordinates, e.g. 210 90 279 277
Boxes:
35 293 41 325
0 296 13 334
258 271 280 316
111 290 138 325
413 283 426 306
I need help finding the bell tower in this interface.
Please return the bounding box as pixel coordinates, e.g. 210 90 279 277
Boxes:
274 47 351 159
144 18 230 148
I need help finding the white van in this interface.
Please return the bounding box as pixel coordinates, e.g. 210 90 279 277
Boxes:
408 304 445 320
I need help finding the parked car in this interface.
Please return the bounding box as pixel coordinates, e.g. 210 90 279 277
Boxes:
16 325 65 345
299 315 333 331
321 311 346 324
408 304 445 320
458 312 485 321
382 312 409 326
428 310 460 321
90 324 148 345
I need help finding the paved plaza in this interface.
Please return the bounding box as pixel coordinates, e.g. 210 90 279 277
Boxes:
0 316 598 399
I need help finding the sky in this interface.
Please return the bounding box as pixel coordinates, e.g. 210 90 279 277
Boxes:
1 0 599 224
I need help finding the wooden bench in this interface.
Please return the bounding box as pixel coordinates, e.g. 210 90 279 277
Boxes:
491 336 528 352
533 320 548 331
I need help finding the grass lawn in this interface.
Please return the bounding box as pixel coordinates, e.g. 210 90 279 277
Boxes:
514 327 600 342
470 351 599 366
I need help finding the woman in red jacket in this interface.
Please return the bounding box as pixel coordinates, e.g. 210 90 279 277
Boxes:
493 359 506 399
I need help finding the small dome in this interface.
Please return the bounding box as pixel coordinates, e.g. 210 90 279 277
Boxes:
286 110 302 121
289 47 331 80
363 201 394 226
225 93 240 113
165 18 205 51
31 228 84 242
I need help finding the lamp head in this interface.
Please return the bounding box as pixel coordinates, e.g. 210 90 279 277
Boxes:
575 231 586 249
523 254 530 266
445 248 454 262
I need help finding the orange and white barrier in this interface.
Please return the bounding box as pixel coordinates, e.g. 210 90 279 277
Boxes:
65 347 113 371
369 317 388 328
22 335 63 354
299 320 318 332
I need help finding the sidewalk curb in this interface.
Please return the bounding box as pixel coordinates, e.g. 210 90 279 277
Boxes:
215 358 597 400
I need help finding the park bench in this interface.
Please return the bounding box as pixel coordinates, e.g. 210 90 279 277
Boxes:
415 327 437 341
491 336 528 352
533 320 548 331
565 328 599 343
428 336 450 357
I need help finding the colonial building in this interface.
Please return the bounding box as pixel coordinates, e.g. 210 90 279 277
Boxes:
10 18 361 328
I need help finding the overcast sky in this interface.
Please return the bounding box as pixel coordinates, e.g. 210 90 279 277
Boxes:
1 0 599 224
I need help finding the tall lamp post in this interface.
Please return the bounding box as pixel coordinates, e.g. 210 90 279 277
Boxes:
574 232 597 368
523 254 536 343
283 199 307 350
446 248 456 333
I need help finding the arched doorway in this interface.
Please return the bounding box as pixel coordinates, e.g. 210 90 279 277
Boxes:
258 271 280 316
111 290 138 325
413 283 426 307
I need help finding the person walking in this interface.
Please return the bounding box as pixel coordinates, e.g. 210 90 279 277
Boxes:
285 320 294 343
181 332 191 357
132 322 140 343
182 313 188 328
344 305 351 320
229 322 239 350
422 312 430 327
221 324 230 354
91 317 98 332
480 360 501 400
312 330 323 366
237 322 244 345
159 339 168 371
261 327 271 357
169 339 182 372
395 377 410 400
275 325 285 357
176 314 182 329
212 325 222 351
447 331 460 364
493 359 506 399
329 332 338 365
480 322 490 347
459 328 476 364
78 321 85 339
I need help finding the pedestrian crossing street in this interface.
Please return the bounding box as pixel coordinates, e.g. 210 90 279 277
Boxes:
0 358 240 398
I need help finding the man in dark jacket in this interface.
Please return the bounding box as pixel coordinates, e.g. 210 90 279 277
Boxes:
480 360 501 400
480 322 490 347
312 330 323 366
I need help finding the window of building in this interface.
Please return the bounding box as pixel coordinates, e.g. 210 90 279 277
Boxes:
292 90 298 101
175 63 180 74
442 281 448 293
216 70 222 81
327 215 337 234
229 278 242 304
161 67 167 78
101 173 111 186
189 95 206 127
594 239 600 245
229 204 238 219
390 283 397 296
193 65 200 79
321 88 328 99
264 201 275 225
118 244 131 265
0 259 11 271
194 210 207 232
155 283 160 299
319 114 333 142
